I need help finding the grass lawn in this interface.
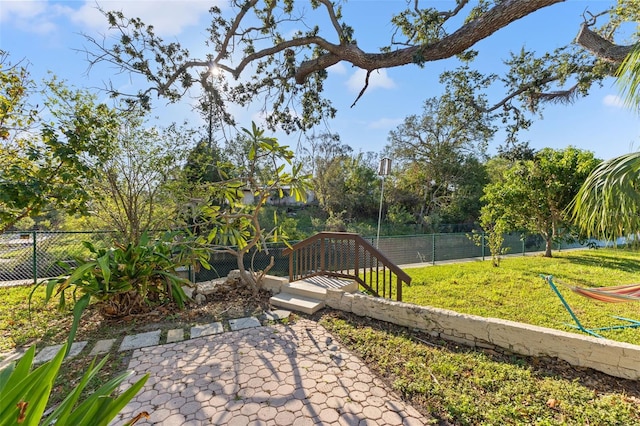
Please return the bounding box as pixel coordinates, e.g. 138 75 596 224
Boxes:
321 312 640 425
401 248 640 345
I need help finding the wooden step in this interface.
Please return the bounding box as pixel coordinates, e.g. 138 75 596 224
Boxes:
270 293 324 315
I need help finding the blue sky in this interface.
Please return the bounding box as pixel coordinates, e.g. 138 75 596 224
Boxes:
1 0 638 161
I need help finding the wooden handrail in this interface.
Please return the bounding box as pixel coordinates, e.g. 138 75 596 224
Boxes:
283 232 411 301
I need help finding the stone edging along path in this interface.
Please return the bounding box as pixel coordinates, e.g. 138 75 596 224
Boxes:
0 310 294 369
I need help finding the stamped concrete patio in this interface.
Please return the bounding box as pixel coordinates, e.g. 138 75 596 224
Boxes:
114 318 428 425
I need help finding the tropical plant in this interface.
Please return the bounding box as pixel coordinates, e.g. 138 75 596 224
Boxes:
191 123 311 293
571 45 640 239
34 230 205 350
616 45 640 113
0 344 148 426
571 151 640 241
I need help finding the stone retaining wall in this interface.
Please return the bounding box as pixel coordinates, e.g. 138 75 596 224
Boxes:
325 289 640 380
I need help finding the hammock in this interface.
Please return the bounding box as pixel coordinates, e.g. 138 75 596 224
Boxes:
571 282 640 303
540 274 640 338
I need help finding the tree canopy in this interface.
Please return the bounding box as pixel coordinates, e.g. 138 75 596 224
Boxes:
0 56 120 232
481 147 600 257
386 95 490 227
84 0 638 136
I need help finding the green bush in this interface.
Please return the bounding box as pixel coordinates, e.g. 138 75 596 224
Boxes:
0 344 148 425
33 230 206 351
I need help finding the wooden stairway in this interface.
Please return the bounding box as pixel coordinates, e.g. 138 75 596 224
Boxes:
270 232 411 314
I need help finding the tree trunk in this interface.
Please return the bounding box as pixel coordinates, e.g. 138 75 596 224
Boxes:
544 236 553 258
236 251 259 296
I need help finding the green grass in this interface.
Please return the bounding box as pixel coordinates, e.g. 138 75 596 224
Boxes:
0 284 73 353
402 248 640 344
322 313 640 425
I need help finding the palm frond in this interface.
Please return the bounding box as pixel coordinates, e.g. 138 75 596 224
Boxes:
616 45 640 115
571 151 640 240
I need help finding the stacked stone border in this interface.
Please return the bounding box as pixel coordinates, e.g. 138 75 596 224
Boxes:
262 275 640 380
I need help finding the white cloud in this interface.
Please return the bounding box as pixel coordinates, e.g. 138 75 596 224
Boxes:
0 1 46 22
328 62 347 75
0 1 62 35
346 68 396 93
71 1 215 37
368 117 403 129
1 1 215 38
603 94 625 108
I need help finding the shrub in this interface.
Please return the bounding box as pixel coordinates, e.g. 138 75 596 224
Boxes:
32 230 206 350
0 344 148 425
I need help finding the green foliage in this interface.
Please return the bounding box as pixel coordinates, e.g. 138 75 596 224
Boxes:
0 63 119 232
0 52 37 142
324 211 348 232
90 116 194 245
86 1 636 142
34 231 202 351
191 123 311 290
481 147 600 257
184 139 227 184
312 152 380 220
386 205 412 225
571 151 640 240
616 45 640 114
468 226 508 267
0 344 147 426
386 94 490 227
570 40 640 241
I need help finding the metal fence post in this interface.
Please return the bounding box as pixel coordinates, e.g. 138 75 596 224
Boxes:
32 230 37 285
432 233 436 265
522 238 525 256
481 231 485 261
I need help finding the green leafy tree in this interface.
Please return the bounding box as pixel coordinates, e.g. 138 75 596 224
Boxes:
191 123 311 293
90 116 192 244
298 132 352 216
386 95 491 228
184 138 227 184
342 152 380 219
0 65 119 232
0 52 37 142
481 147 600 258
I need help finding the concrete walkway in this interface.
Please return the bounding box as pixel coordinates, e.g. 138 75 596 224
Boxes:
113 318 428 425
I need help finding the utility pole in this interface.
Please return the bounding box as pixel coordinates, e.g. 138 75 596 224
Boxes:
376 157 392 249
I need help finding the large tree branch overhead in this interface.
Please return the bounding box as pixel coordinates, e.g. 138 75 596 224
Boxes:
294 0 564 84
86 0 637 133
575 23 636 65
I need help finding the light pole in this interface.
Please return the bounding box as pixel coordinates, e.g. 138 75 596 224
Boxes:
376 157 391 249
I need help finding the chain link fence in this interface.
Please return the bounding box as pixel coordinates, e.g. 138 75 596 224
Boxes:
1 230 594 285
0 231 117 285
